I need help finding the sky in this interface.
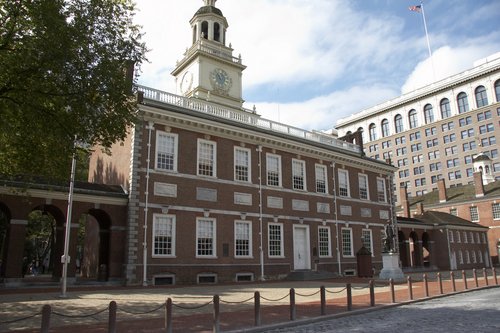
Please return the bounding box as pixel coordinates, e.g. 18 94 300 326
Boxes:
133 0 500 132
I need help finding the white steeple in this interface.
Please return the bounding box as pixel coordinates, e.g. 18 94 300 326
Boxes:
171 0 246 109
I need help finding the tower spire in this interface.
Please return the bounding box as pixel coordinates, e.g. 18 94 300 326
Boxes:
204 0 216 6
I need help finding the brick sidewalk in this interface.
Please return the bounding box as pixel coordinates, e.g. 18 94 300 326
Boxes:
1 270 499 333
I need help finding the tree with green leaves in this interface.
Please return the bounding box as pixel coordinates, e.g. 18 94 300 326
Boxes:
0 0 147 181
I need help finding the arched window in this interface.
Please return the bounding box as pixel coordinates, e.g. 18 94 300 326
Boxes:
214 22 221 42
201 21 209 39
369 123 377 141
381 119 390 137
495 79 500 102
440 98 451 119
457 92 469 114
475 85 488 107
358 127 365 143
423 104 434 124
394 114 404 133
408 109 418 129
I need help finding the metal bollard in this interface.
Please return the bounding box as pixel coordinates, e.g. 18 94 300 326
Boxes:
165 298 173 333
483 268 488 286
320 286 326 316
494 267 498 285
437 272 443 294
473 269 478 288
451 271 456 292
407 276 413 300
289 288 296 321
423 274 429 297
40 304 51 333
462 270 468 290
346 283 352 311
254 291 261 327
390 279 395 303
369 280 375 307
213 295 220 333
108 301 117 333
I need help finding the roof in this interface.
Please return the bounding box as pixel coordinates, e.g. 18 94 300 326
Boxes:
0 177 127 198
473 153 491 162
398 211 488 230
406 179 500 208
194 6 224 18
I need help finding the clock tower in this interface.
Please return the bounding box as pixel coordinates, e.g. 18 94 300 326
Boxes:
172 0 246 109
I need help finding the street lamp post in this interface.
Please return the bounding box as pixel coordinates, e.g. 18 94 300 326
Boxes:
61 142 77 297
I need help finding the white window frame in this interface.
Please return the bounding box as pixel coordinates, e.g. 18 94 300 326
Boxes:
152 214 176 257
197 139 217 177
234 220 252 258
266 154 282 187
196 217 217 258
469 206 479 222
493 203 500 220
292 159 306 190
338 169 350 197
234 147 251 182
361 229 373 256
358 173 369 200
377 177 387 202
155 131 178 172
341 227 354 257
318 226 332 257
315 164 328 194
268 223 284 258
449 230 454 243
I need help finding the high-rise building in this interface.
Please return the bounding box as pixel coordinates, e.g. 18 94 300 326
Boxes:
336 55 500 206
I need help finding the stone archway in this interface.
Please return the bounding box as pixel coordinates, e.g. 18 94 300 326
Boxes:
422 232 431 267
80 209 111 281
398 231 410 268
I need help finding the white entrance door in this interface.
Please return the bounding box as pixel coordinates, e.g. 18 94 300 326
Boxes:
293 226 310 270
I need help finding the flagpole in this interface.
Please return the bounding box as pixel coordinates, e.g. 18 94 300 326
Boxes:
420 2 432 59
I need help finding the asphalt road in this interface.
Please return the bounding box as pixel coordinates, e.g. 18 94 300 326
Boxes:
263 287 500 333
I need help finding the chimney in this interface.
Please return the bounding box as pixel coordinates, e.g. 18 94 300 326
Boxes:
473 171 485 198
416 202 424 216
400 185 410 218
437 179 447 203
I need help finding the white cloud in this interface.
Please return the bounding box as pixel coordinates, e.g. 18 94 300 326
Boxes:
401 41 500 94
248 85 397 131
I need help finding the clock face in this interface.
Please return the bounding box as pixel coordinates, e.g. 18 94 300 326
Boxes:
210 68 232 93
180 71 193 93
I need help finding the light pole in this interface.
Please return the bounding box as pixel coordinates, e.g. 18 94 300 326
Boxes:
61 140 77 297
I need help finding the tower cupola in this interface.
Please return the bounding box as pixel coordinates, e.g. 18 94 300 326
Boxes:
171 0 246 109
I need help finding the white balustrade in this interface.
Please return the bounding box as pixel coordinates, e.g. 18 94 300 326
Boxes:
137 85 361 154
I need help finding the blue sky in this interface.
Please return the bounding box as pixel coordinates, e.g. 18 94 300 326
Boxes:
134 0 500 131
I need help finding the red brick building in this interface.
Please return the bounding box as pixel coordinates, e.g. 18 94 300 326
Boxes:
401 171 500 266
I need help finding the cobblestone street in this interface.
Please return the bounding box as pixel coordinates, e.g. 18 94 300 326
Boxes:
263 288 500 333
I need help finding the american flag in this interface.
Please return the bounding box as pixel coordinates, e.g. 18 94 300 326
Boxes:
409 5 422 12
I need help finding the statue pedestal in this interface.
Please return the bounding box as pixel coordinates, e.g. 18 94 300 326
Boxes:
378 252 405 281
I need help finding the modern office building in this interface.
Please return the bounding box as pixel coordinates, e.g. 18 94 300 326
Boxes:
336 55 500 206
